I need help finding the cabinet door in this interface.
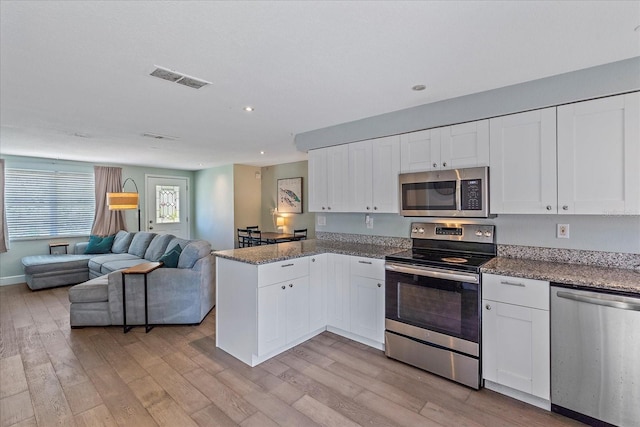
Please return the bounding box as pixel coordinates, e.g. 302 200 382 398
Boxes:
482 300 550 400
286 276 310 343
557 92 640 215
348 140 373 212
350 275 385 343
400 128 441 172
371 136 401 213
258 282 287 356
308 254 326 332
326 145 350 212
489 108 557 214
326 253 350 330
440 120 490 169
308 148 328 212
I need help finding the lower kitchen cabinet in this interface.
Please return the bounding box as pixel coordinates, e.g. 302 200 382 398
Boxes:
350 257 385 346
482 273 550 409
326 253 351 331
258 276 310 356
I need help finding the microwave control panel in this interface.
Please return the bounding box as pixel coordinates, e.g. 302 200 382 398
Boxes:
460 179 482 210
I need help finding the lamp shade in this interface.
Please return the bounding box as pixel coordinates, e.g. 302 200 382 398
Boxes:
276 217 285 227
107 192 139 210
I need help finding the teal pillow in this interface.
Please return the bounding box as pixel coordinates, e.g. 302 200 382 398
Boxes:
159 245 182 268
84 235 115 254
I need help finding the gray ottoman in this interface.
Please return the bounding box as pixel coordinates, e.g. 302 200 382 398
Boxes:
22 255 93 290
68 275 110 327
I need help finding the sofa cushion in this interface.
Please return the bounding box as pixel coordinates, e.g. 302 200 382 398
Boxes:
111 230 134 254
68 276 109 303
159 244 182 268
88 253 140 273
85 235 115 254
166 237 189 253
144 234 174 261
178 240 211 269
22 254 93 274
127 232 156 257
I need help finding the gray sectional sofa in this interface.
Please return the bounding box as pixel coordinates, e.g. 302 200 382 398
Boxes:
21 230 215 327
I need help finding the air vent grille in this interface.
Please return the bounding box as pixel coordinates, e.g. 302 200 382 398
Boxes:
149 66 210 89
142 132 178 141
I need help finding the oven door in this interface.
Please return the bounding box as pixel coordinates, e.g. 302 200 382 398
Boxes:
385 262 480 356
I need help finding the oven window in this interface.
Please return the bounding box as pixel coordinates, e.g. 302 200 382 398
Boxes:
402 181 456 210
398 283 461 335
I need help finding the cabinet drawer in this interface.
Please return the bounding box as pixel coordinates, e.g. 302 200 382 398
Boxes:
258 257 309 287
350 256 385 280
483 274 549 310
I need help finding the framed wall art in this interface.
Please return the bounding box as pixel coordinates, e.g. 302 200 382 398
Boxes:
277 177 302 214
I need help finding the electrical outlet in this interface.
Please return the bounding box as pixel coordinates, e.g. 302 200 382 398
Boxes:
365 214 374 229
317 215 326 226
557 224 570 239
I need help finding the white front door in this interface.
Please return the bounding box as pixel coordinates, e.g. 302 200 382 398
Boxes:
145 175 190 238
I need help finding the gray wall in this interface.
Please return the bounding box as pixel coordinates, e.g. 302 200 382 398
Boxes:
0 155 195 283
296 57 640 150
260 161 315 238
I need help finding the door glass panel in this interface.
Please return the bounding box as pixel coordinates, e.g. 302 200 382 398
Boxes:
155 185 180 224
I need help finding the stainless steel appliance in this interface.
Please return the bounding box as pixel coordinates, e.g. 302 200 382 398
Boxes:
551 286 640 426
385 222 496 389
399 166 491 218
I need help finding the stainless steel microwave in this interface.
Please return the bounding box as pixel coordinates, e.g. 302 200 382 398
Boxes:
399 166 490 217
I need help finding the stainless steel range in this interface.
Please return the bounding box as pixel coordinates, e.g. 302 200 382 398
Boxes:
384 222 496 389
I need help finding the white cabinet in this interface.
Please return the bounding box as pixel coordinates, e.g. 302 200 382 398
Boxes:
489 108 557 214
400 120 489 172
557 92 640 215
349 257 385 344
326 253 351 331
308 145 350 212
348 136 400 213
482 273 550 409
308 254 326 332
258 276 309 356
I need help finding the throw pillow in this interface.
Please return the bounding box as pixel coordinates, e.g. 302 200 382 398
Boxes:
84 234 115 254
159 245 182 268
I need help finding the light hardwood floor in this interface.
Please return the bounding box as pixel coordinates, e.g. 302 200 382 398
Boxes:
0 283 583 427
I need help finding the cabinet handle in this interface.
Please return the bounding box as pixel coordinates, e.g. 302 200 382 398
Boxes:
281 285 286 290
377 283 382 288
328 207 332 210
358 260 372 264
442 162 447 167
562 205 569 211
281 263 294 268
311 258 315 262
500 280 525 287
546 205 552 211
322 207 326 210
433 162 438 168
366 206 370 210
289 284 293 288
373 206 378 210
485 304 492 310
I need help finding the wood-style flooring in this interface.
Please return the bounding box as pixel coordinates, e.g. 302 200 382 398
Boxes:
0 283 583 427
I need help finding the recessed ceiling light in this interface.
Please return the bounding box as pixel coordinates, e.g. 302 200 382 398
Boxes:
412 84 426 91
244 106 254 112
260 151 265 155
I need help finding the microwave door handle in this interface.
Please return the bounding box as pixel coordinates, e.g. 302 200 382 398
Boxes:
385 263 479 284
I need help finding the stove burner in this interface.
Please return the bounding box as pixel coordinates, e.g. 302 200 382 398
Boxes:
441 257 468 264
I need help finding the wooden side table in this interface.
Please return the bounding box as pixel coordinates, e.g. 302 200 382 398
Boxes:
49 242 69 254
121 262 163 333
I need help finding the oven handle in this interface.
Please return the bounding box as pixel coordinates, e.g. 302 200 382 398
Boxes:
385 262 479 284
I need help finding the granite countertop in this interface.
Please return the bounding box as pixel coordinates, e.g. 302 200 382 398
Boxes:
482 257 640 296
214 239 405 265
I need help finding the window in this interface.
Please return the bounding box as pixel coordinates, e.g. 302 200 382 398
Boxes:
5 168 95 239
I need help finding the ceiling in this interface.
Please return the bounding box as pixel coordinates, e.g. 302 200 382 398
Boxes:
1 1 639 171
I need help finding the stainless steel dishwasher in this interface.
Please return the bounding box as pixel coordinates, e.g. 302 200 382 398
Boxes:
551 285 640 426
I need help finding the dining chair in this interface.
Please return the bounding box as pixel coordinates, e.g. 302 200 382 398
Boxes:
293 228 307 240
237 228 251 248
248 229 262 246
246 225 259 230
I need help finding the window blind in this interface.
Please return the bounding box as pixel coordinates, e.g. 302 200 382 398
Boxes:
5 168 95 239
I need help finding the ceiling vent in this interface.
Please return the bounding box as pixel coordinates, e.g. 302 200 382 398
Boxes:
149 66 211 89
142 132 178 141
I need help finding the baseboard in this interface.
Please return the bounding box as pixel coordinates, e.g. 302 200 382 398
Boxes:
484 379 551 411
0 275 25 286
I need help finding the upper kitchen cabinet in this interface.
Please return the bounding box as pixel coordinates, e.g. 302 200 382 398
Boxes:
557 92 640 215
308 145 349 212
348 136 400 213
400 120 489 172
490 108 557 214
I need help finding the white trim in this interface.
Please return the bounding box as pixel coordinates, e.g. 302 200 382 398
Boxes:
145 174 191 239
1 274 26 286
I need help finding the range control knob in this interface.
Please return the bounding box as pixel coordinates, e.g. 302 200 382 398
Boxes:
475 230 483 237
418 228 425 234
484 231 492 237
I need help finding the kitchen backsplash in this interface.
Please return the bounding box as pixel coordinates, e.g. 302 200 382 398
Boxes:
316 231 412 249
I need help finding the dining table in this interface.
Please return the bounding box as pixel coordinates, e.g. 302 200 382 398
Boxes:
259 231 299 244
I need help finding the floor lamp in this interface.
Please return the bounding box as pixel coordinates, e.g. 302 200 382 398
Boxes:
107 178 141 231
